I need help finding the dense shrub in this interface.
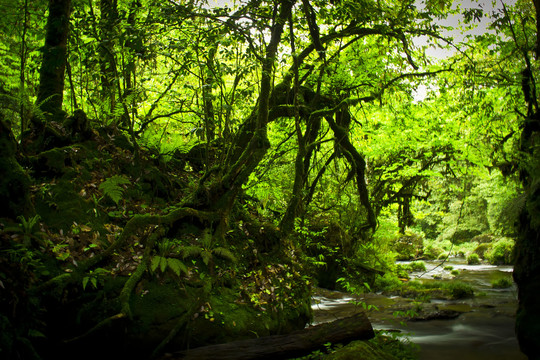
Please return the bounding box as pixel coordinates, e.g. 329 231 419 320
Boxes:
374 273 403 292
486 238 515 265
445 281 475 299
409 261 426 272
467 253 481 265
392 232 424 261
492 277 513 288
423 245 444 260
473 243 491 259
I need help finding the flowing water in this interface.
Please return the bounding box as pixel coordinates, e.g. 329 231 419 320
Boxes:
311 258 526 359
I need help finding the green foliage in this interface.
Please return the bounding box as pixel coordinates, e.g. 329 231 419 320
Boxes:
467 253 481 265
369 331 419 360
486 238 515 265
423 244 444 260
409 261 426 272
445 281 475 299
3 215 45 246
491 277 513 289
336 278 379 312
82 268 110 290
473 243 491 259
239 263 311 313
399 280 475 300
182 229 236 274
150 256 188 277
374 273 403 292
98 175 131 205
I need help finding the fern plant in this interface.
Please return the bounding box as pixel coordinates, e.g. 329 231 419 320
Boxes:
99 175 131 205
4 215 46 246
182 229 236 276
150 239 188 277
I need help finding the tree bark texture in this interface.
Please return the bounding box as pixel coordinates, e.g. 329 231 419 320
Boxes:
514 110 540 359
98 0 118 113
160 312 374 360
36 0 71 120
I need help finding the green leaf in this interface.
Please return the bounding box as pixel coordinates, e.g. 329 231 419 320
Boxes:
201 251 211 266
151 256 161 272
212 247 237 263
167 258 188 276
160 256 168 273
99 175 131 205
82 276 89 290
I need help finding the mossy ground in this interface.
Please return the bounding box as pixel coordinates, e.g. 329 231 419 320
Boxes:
1 127 316 359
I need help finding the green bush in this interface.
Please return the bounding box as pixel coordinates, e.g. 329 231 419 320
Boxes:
486 238 515 265
467 253 481 265
374 273 403 292
491 277 513 289
423 245 444 260
451 269 460 276
409 261 426 272
445 281 475 299
438 252 449 260
392 232 424 261
473 243 491 259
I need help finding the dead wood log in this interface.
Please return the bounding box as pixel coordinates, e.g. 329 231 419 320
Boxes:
160 312 374 360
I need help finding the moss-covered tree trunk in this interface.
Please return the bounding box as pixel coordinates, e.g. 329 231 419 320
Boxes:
35 0 71 122
0 117 34 218
98 0 118 114
207 0 296 236
513 6 540 352
514 109 540 359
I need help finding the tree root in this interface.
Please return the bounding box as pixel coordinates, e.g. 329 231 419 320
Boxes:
34 206 219 294
64 313 127 344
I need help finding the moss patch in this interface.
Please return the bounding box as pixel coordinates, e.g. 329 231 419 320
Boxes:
326 340 399 360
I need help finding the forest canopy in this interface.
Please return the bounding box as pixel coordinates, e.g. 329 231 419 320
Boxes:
1 0 540 359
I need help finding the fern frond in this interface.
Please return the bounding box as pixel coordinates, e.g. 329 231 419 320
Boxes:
99 175 131 205
151 255 162 273
201 250 212 266
200 229 213 248
167 258 188 276
212 247 237 263
182 246 203 259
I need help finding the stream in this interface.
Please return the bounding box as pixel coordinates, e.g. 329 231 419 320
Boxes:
311 258 526 359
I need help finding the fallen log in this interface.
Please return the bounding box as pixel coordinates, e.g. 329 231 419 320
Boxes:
160 312 374 360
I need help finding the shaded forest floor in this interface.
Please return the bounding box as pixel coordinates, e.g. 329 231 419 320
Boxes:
1 127 318 359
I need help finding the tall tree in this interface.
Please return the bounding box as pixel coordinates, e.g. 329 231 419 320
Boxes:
35 0 71 121
512 1 540 356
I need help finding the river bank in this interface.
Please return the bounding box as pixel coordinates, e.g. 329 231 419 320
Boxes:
311 258 526 359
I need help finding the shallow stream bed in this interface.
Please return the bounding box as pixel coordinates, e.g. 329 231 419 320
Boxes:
311 258 526 359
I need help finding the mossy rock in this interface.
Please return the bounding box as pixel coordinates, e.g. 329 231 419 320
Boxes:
326 340 398 360
126 280 311 353
451 229 482 244
471 234 496 243
392 232 423 261
473 243 491 259
34 176 105 231
422 245 444 260
467 253 481 265
486 238 515 265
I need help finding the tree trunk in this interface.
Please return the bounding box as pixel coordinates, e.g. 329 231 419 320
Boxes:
160 312 374 360
98 0 118 114
36 0 71 121
513 110 540 359
0 117 34 218
209 0 296 236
